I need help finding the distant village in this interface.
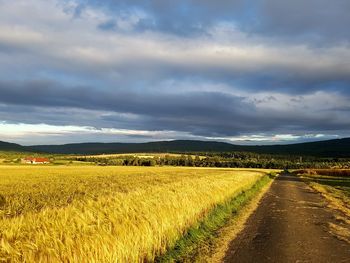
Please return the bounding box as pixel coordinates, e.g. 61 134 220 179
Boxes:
22 157 50 164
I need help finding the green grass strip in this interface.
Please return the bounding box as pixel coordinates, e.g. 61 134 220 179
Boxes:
155 174 273 262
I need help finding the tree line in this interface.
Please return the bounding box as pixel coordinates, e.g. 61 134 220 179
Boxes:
74 152 350 169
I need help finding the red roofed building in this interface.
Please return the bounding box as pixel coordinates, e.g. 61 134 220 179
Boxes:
23 157 50 164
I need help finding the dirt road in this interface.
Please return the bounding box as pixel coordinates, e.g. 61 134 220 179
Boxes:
224 173 350 263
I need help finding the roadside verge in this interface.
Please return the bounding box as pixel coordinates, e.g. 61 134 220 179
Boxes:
156 173 276 262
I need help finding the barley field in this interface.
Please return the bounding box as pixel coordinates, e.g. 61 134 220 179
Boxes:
0 166 266 262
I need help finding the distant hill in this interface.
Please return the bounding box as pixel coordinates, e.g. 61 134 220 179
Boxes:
245 138 350 157
1 138 350 157
0 141 28 152
28 140 237 155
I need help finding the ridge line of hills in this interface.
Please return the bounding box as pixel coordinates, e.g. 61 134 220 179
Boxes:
1 138 350 157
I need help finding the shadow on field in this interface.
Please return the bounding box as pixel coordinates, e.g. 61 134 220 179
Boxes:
302 176 350 198
307 176 350 188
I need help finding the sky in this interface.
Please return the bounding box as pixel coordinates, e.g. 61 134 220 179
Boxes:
0 0 349 145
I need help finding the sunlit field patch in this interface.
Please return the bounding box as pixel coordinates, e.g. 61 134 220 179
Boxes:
0 166 267 262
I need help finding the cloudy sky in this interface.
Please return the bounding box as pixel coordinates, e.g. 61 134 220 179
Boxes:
0 0 349 145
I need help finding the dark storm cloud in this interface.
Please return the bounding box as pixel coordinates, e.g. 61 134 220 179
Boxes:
0 80 262 122
1 79 350 138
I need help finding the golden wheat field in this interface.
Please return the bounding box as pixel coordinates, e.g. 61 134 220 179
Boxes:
0 165 267 262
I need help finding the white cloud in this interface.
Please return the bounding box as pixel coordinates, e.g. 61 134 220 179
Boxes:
0 122 92 138
207 133 339 144
0 121 195 145
0 0 349 83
